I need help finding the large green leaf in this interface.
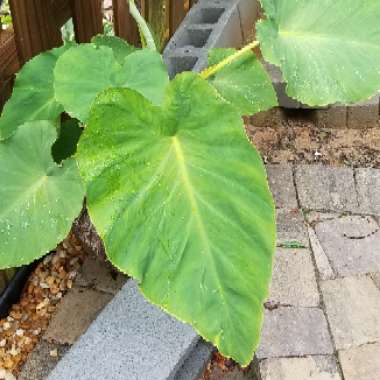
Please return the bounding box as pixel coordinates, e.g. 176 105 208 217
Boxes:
76 72 275 365
54 44 169 122
257 0 380 106
91 35 136 64
208 48 278 115
0 121 85 268
0 44 72 140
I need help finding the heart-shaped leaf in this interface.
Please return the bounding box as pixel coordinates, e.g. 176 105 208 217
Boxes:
76 72 275 365
91 35 136 64
0 44 72 140
257 0 380 106
208 48 277 115
54 44 169 122
0 121 85 268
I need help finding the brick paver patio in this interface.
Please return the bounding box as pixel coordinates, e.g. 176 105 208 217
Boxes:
255 164 380 380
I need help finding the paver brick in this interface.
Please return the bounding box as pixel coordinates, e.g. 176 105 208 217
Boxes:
370 272 380 290
249 107 287 128
295 165 358 212
267 249 319 307
315 215 380 276
44 287 112 345
276 209 309 248
266 164 298 209
308 227 335 280
347 94 380 129
75 254 127 294
355 168 380 215
256 307 333 359
339 343 380 380
19 341 68 380
314 106 347 129
321 276 380 350
258 356 341 380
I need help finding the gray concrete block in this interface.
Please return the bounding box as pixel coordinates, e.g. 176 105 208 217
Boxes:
355 168 380 215
347 94 380 129
265 63 302 109
164 0 257 77
267 248 320 308
258 356 342 380
173 340 213 380
321 276 380 350
48 281 199 380
295 165 358 212
237 0 259 41
315 215 380 277
266 164 298 209
256 307 334 359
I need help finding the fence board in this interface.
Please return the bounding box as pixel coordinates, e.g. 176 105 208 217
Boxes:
112 0 140 46
71 0 104 43
169 0 186 37
9 0 66 64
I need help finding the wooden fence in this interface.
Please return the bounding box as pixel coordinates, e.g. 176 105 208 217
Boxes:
0 0 197 111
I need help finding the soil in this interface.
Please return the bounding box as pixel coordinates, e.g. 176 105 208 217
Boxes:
246 113 380 168
0 233 86 376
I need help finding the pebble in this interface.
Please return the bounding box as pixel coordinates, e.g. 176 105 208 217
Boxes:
0 233 86 376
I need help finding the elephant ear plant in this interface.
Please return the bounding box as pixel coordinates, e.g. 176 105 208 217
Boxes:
1 0 379 366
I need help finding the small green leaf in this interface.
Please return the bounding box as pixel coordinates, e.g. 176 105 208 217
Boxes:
52 119 83 163
279 240 306 249
0 121 85 268
208 48 278 115
77 72 275 365
91 35 136 64
0 44 72 140
54 44 169 122
257 0 380 106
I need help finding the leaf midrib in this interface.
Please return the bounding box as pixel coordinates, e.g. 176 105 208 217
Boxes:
171 136 227 305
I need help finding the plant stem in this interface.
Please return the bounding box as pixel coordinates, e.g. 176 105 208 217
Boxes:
128 0 157 51
200 40 260 79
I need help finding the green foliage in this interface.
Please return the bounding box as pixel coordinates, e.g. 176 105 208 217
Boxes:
208 48 278 115
1 0 380 364
91 35 136 64
0 44 72 140
257 0 380 106
54 44 169 122
76 73 275 365
0 121 84 268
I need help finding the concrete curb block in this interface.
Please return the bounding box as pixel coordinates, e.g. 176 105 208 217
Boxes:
163 0 259 76
48 281 199 380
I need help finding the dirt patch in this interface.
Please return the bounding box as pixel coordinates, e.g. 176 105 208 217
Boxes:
246 113 380 168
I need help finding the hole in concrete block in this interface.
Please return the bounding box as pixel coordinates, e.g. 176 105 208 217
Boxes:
192 7 224 24
181 28 212 48
168 56 199 77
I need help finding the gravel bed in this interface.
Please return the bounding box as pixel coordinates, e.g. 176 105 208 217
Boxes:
0 233 86 377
